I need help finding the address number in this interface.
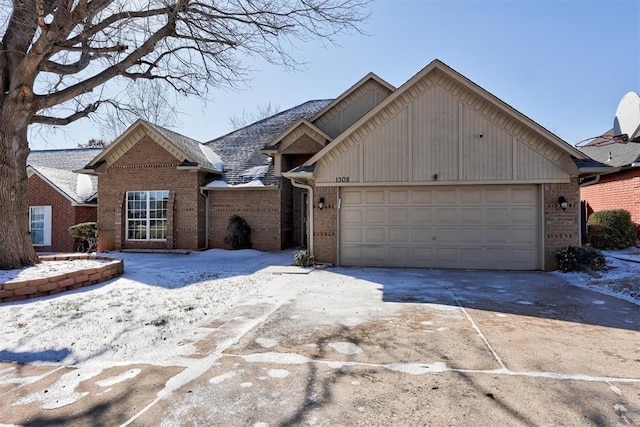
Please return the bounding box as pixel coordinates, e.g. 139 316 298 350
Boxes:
335 177 350 183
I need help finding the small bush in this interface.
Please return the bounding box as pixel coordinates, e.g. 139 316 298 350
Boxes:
555 246 606 272
68 222 98 252
293 250 314 267
224 215 252 249
587 209 637 249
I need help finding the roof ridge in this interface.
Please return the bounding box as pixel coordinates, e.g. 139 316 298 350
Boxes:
205 99 333 144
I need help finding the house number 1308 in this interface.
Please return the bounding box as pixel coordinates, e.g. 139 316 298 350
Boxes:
335 177 350 183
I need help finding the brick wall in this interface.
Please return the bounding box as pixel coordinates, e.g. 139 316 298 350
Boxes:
27 174 97 253
208 188 282 251
544 178 580 270
97 136 206 251
580 169 640 225
312 186 338 265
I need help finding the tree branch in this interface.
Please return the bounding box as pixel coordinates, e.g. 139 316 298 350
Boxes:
31 101 102 125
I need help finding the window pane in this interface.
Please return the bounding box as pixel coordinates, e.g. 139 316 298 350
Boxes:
29 207 45 245
149 220 167 239
126 191 168 241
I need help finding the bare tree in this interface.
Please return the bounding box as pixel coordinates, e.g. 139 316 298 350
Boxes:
0 0 369 269
228 102 281 130
99 79 184 140
77 138 109 148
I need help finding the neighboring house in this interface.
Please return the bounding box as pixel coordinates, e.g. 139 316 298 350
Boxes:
579 131 640 224
27 148 101 252
79 59 603 270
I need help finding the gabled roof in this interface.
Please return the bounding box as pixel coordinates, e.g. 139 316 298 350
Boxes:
264 118 333 150
27 165 97 205
305 59 588 168
309 72 395 124
79 119 222 174
579 129 640 168
205 99 331 185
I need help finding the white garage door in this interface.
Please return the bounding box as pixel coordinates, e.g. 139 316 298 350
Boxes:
339 185 540 270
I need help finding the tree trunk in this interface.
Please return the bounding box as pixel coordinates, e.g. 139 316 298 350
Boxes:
0 96 39 270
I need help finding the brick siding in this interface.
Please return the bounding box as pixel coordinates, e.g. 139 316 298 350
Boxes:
27 174 97 253
312 186 338 265
208 188 283 251
544 178 580 270
97 136 208 251
580 169 640 225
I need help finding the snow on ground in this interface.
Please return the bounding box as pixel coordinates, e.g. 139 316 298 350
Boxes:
1 248 638 369
552 249 640 304
0 258 112 283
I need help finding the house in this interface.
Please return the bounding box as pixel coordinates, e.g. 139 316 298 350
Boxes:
79 59 601 270
579 130 640 225
27 148 101 252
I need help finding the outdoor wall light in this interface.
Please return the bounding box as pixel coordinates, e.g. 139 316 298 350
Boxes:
558 196 568 211
318 197 325 210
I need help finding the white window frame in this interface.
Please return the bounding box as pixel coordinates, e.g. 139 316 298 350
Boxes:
126 190 169 241
29 206 52 246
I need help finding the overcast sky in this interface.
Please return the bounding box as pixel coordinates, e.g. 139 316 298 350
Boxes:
29 0 640 150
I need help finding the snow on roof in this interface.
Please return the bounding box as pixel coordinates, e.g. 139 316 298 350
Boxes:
241 165 270 179
28 165 97 204
205 99 332 185
205 179 265 188
28 148 103 171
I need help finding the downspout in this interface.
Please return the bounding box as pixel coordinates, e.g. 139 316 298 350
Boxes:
199 188 209 251
289 179 314 256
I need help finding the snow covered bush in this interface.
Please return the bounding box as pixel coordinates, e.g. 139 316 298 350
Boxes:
294 250 314 267
587 209 637 249
555 246 606 273
68 222 98 253
224 215 252 249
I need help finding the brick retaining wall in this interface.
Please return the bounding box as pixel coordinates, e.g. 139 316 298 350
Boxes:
0 255 124 303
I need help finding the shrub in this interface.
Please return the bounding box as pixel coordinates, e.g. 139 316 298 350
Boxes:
224 215 252 249
555 246 606 273
293 250 314 267
587 209 637 249
68 222 98 252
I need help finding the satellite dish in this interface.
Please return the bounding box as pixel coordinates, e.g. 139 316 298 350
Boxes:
614 91 640 140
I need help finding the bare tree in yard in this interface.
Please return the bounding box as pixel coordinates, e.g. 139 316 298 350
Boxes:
77 138 109 148
0 0 369 269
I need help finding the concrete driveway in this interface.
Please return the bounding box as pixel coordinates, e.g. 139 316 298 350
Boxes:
1 264 638 426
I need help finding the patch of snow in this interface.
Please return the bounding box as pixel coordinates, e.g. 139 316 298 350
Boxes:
241 352 309 365
0 258 112 283
384 362 447 375
610 385 622 395
240 382 253 388
420 321 434 325
76 174 94 201
351 380 360 386
329 342 362 355
255 338 278 348
253 423 270 427
209 371 237 385
199 145 224 172
267 369 290 378
517 300 534 305
592 300 606 305
205 180 228 188
235 179 265 188
95 368 141 387
241 165 270 179
614 403 627 412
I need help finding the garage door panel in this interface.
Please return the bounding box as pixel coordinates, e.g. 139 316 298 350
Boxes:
365 190 385 204
412 190 433 204
461 208 483 223
389 190 409 204
389 228 410 243
342 208 363 224
412 228 435 243
342 228 363 244
340 185 540 270
365 228 386 243
435 208 459 223
389 208 409 223
412 208 433 223
341 190 362 205
365 209 386 224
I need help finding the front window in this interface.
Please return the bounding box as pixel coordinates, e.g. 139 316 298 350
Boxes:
29 206 51 246
126 191 169 241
